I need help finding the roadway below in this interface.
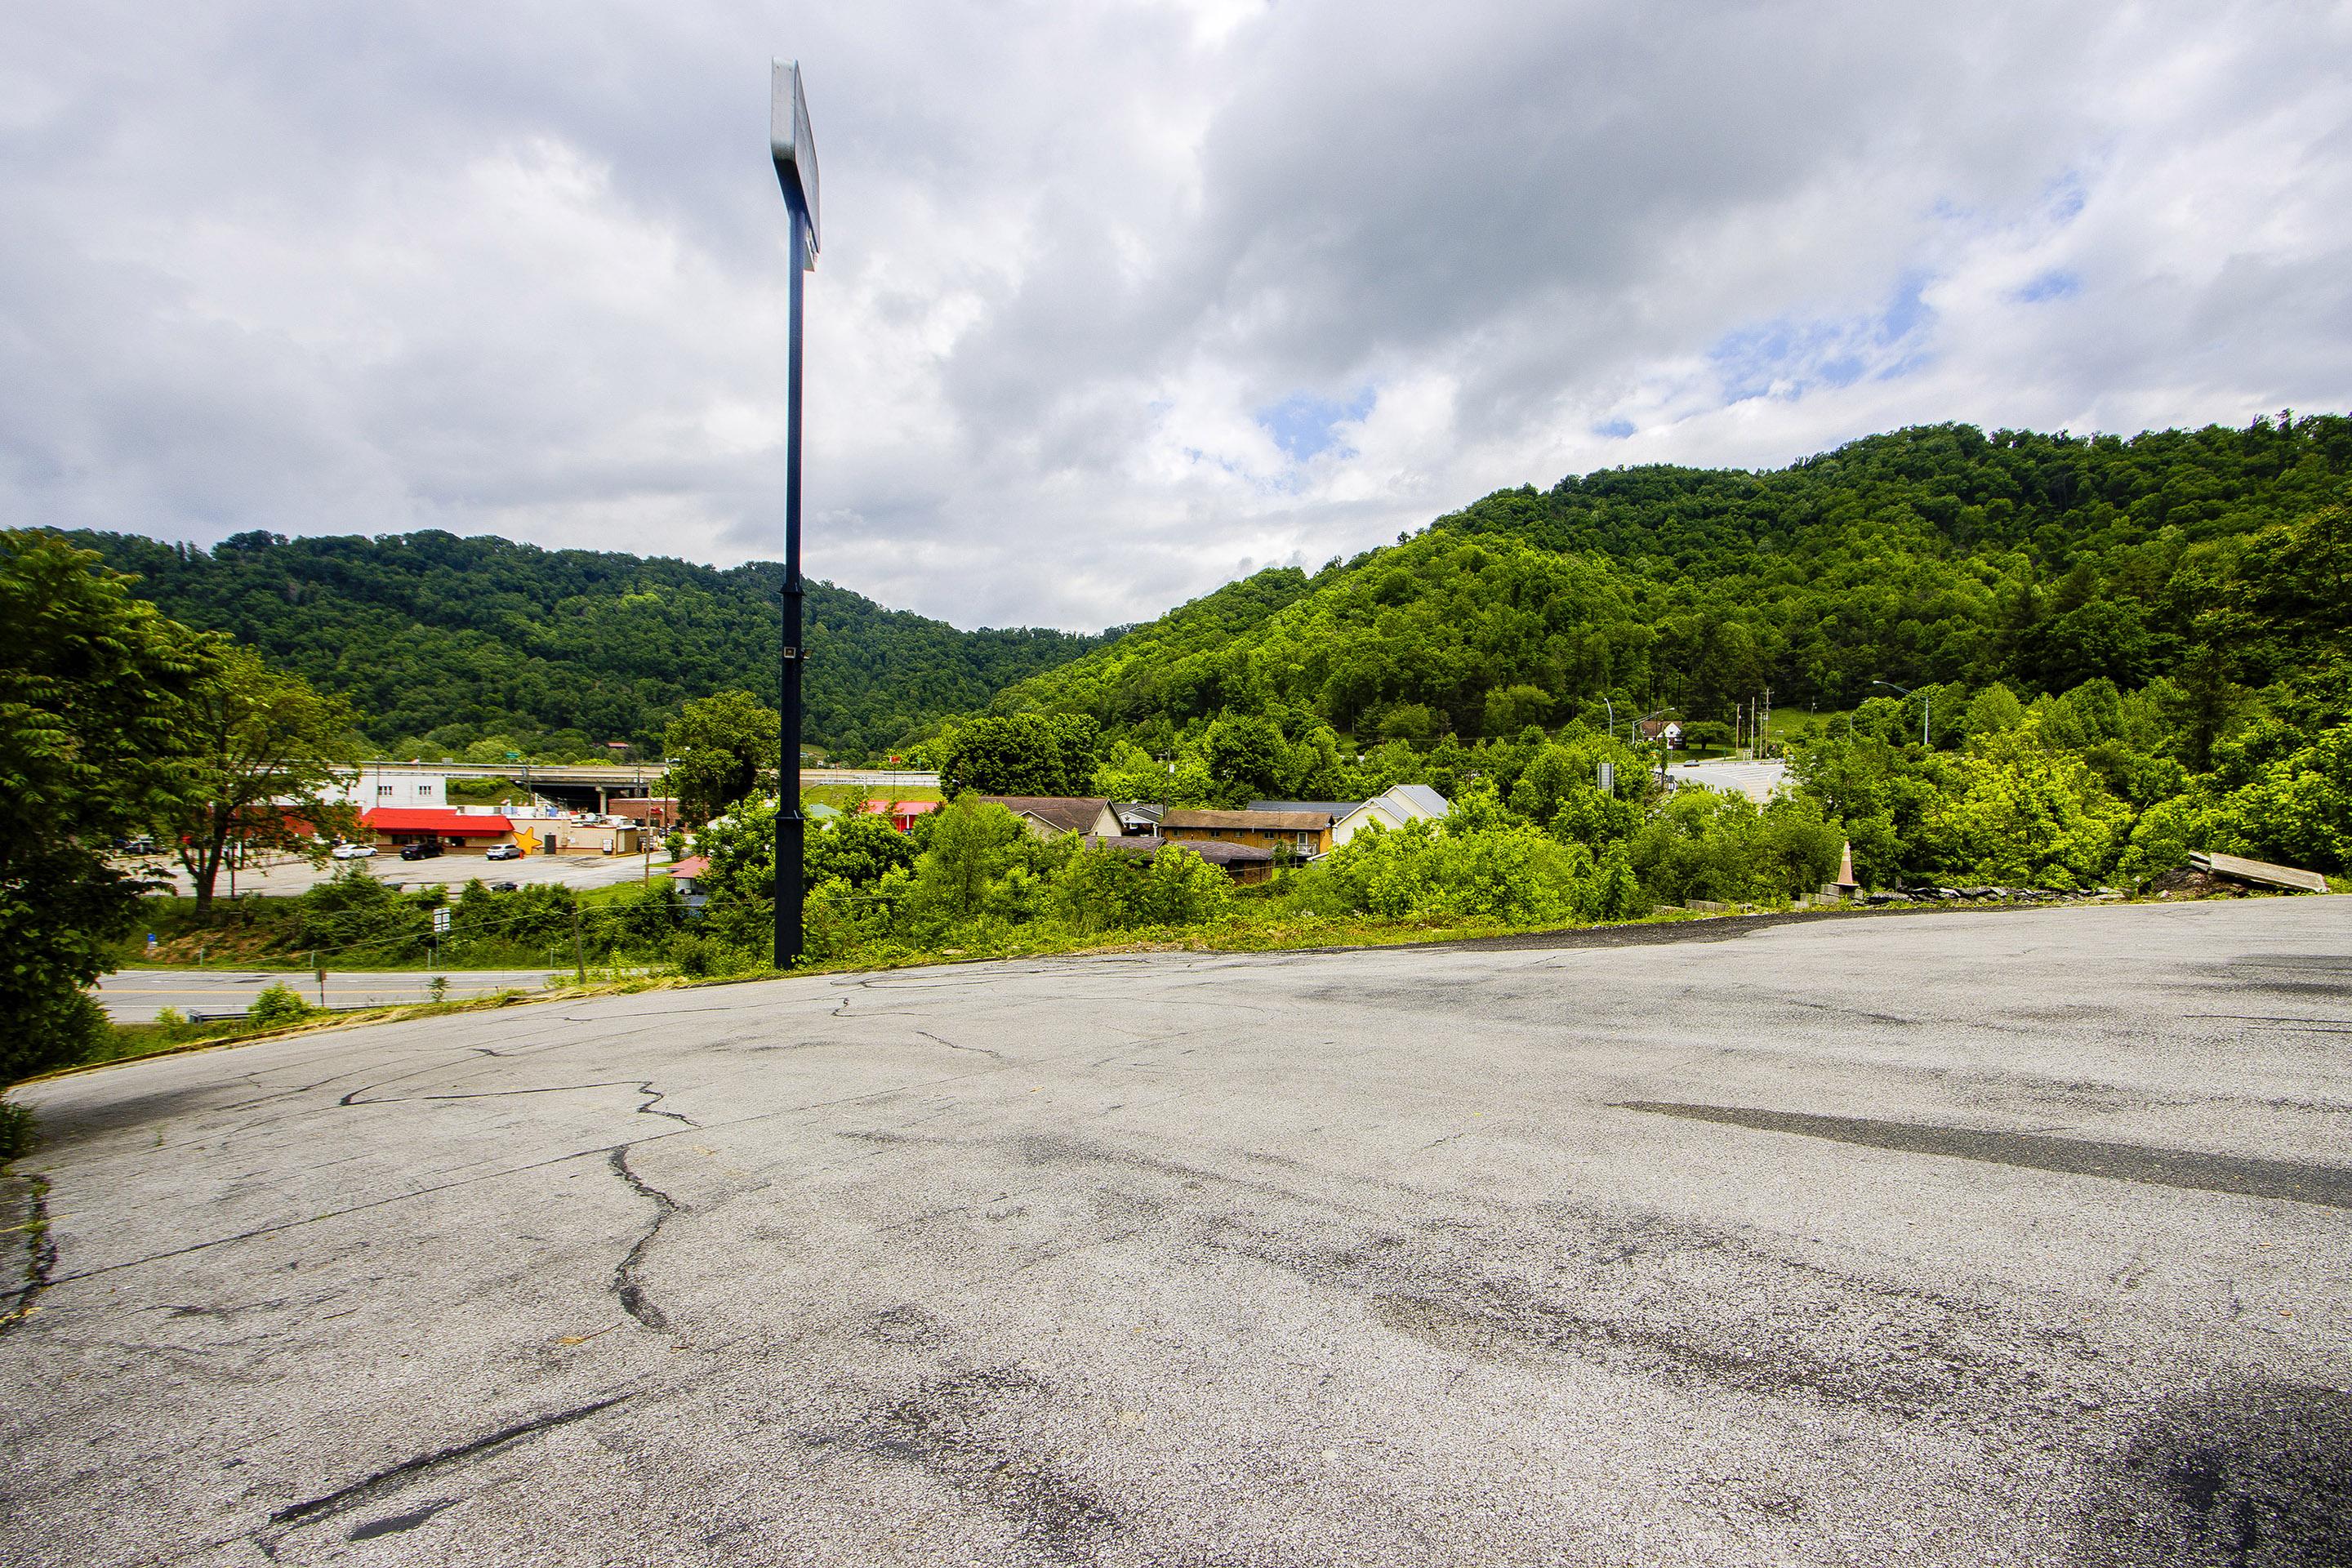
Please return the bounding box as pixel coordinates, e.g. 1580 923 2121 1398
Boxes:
136 850 667 901
4 898 2347 1565
91 969 559 1022
1668 756 1788 800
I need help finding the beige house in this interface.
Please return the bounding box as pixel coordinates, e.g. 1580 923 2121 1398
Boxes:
1330 785 1451 849
978 796 1122 840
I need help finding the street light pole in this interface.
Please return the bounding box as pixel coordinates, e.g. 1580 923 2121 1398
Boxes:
1872 679 1930 747
770 59 821 970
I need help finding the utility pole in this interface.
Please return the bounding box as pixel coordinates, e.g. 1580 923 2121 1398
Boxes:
769 59 821 971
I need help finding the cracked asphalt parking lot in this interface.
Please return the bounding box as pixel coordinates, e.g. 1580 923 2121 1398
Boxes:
2 898 2349 1566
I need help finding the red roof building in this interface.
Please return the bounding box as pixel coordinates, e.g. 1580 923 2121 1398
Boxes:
858 799 941 833
360 808 513 840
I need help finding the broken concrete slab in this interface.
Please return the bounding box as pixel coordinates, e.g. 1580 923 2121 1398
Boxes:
2190 850 2332 895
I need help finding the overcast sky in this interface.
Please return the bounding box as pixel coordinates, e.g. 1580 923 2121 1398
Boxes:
4 2 2348 630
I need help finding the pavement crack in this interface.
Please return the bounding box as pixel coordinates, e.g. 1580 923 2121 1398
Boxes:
267 1393 631 1530
630 1080 697 1126
608 1145 681 1330
915 1029 1001 1059
341 1079 699 1127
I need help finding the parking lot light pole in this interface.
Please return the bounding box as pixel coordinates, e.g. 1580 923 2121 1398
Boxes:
1873 679 1930 747
769 59 821 969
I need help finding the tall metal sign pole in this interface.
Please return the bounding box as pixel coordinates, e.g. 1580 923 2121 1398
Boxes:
769 59 820 968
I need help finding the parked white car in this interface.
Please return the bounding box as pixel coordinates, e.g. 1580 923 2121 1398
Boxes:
331 842 378 860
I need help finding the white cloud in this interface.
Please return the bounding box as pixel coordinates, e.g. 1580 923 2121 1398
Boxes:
1 0 2346 630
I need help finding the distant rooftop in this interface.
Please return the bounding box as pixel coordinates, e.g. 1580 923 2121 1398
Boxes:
978 796 1111 835
1382 784 1450 816
1164 808 1332 831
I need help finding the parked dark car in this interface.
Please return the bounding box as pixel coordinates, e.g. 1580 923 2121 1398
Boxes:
399 841 442 861
488 881 520 893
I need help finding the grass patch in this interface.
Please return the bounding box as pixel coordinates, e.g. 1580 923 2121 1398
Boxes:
0 1102 33 1163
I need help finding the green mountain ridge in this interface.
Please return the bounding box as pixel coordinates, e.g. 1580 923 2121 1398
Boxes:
995 416 2352 738
55 528 1109 761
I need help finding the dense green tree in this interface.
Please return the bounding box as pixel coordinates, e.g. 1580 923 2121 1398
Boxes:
666 690 782 826
155 645 359 917
929 713 1103 798
1918 736 2133 889
0 532 211 1078
1482 684 1554 735
906 798 1027 926
1202 713 1285 806
803 813 920 889
2204 723 2352 872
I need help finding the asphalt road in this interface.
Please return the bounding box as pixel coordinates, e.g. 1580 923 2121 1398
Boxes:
1668 757 1788 800
135 851 666 900
4 898 2348 1566
91 969 560 1022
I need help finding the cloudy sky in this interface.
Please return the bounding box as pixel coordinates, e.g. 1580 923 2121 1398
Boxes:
4 2 2348 630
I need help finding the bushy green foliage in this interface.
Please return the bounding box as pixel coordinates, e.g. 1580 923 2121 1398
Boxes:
2203 720 2352 872
904 799 1029 929
1918 738 2134 889
1050 844 1231 934
0 1100 35 1161
804 813 920 888
1306 817 1585 923
247 983 314 1027
1629 791 1843 906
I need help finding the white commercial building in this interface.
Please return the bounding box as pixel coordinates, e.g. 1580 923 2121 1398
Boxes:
323 765 451 812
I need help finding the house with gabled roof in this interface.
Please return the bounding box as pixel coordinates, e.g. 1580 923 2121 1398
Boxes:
1078 835 1276 884
1161 808 1334 858
1111 802 1165 837
1330 784 1451 849
977 796 1121 840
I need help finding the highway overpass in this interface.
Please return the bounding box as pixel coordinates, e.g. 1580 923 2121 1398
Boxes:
345 760 938 810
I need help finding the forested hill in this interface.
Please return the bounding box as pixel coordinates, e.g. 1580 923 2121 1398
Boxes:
995 416 2351 739
58 529 1107 761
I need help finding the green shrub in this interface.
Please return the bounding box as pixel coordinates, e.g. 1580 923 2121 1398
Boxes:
247 983 314 1027
1 989 107 1084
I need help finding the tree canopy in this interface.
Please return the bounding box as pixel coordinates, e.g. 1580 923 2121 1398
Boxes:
0 532 212 1076
998 416 2352 739
51 528 1108 763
